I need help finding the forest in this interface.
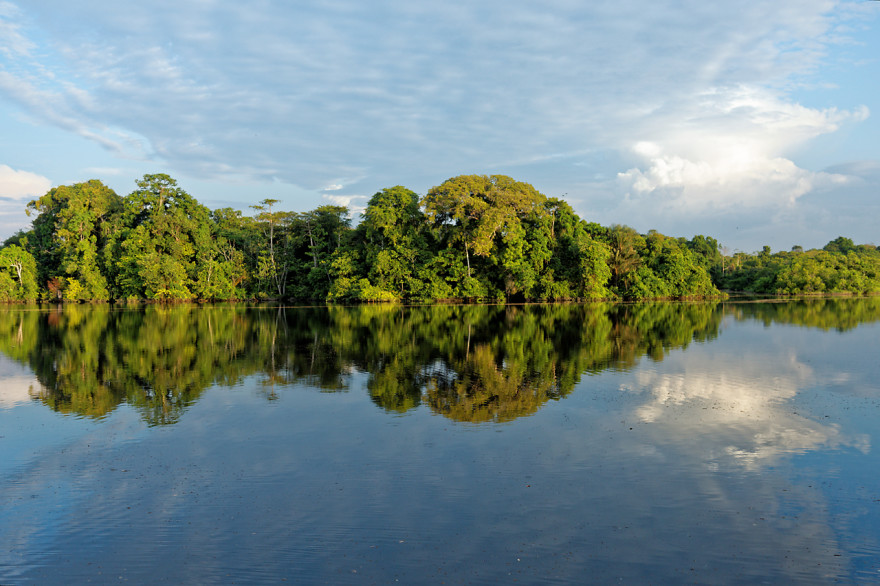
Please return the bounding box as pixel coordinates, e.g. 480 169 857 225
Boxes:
0 173 877 302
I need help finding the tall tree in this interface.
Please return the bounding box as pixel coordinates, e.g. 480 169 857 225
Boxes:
251 198 294 297
607 225 643 293
113 174 213 300
358 186 428 298
422 175 547 297
0 245 38 301
289 205 352 298
25 180 122 300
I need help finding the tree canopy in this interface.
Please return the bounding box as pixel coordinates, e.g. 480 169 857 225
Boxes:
2 172 876 303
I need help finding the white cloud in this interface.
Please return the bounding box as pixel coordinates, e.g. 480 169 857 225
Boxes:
0 1 33 58
0 164 51 198
0 0 876 247
619 155 847 211
616 85 863 210
321 193 367 218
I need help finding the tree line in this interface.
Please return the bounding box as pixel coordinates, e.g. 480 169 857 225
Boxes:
716 237 880 296
0 172 876 302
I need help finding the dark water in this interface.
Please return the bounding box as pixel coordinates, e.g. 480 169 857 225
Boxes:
1 300 879 584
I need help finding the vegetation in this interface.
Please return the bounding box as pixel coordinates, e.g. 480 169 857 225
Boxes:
717 240 880 296
1 173 725 302
1 172 876 302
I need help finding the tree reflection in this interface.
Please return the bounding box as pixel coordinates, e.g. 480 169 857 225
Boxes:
2 298 875 425
725 297 880 331
0 304 258 425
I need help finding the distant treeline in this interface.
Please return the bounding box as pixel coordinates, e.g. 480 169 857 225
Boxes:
0 173 876 302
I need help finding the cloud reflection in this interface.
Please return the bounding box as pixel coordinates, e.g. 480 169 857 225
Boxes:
625 350 870 470
0 355 36 408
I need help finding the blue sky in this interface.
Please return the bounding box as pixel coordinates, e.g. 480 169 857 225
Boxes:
0 0 878 252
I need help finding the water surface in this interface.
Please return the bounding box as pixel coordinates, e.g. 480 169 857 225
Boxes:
1 300 879 583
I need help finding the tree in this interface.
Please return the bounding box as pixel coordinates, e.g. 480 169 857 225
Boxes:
209 208 260 298
824 236 856 254
357 186 428 299
25 180 122 300
568 224 612 298
113 174 212 300
251 198 294 297
0 245 38 300
607 225 643 292
686 235 722 276
422 175 547 297
288 205 352 299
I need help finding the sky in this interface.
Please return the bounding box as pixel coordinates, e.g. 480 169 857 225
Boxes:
0 0 878 253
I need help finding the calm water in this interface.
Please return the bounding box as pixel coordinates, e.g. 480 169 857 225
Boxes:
1 300 880 584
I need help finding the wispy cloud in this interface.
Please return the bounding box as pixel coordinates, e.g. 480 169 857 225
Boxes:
0 0 877 248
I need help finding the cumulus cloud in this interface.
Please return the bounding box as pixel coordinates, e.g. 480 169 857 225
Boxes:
616 86 863 211
0 0 876 247
322 193 368 218
0 164 51 199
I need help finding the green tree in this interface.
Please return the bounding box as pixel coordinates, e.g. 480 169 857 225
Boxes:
568 224 612 298
686 234 722 276
0 245 38 301
285 205 352 299
113 174 213 300
357 186 429 299
823 236 856 254
25 180 122 300
607 225 643 293
210 207 261 298
251 198 295 297
422 175 547 298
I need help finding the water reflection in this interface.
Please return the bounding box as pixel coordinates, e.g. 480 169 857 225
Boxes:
0 298 879 425
2 299 880 583
0 302 728 424
727 296 880 331
628 351 870 471
0 355 37 408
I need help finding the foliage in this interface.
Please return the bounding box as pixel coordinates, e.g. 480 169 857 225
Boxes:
25 179 123 300
3 170 802 303
716 239 880 296
7 299 880 425
0 245 39 301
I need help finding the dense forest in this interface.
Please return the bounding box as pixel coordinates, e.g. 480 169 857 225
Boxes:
0 173 877 302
